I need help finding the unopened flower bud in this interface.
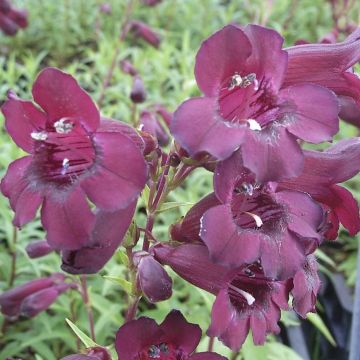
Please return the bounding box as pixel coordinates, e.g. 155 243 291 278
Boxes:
134 251 172 303
138 130 158 155
130 76 147 103
8 8 27 28
20 283 73 318
0 13 18 35
129 20 161 48
25 240 53 259
120 59 138 76
99 3 111 14
0 273 65 318
139 110 169 146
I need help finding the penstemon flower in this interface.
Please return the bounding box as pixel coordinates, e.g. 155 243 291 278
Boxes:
0 67 148 250
115 310 226 359
171 24 340 182
153 243 291 350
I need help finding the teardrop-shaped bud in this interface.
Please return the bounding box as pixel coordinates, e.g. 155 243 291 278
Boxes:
134 252 172 303
25 240 53 259
130 76 147 103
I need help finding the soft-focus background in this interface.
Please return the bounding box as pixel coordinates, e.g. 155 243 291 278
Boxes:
0 1 359 359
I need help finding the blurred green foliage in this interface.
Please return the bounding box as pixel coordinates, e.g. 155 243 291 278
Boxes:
0 0 360 359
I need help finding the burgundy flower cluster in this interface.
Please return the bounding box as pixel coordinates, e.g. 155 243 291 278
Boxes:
1 22 360 359
151 24 360 350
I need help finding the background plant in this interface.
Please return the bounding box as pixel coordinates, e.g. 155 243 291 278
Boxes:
0 0 359 359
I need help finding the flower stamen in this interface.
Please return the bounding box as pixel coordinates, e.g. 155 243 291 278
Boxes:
247 119 261 131
54 118 74 134
244 211 263 227
228 284 255 305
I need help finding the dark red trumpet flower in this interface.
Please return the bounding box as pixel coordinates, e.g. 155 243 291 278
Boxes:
278 137 360 240
0 68 147 251
171 24 339 182
285 28 360 127
115 310 226 359
153 244 290 351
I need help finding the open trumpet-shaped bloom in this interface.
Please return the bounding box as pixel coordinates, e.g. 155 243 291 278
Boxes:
177 150 323 280
171 24 339 182
153 244 290 350
115 310 226 360
278 138 360 240
0 68 147 250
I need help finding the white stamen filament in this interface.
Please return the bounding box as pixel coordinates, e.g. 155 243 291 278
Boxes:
61 158 70 175
247 119 261 131
229 284 256 305
244 211 263 228
31 131 48 141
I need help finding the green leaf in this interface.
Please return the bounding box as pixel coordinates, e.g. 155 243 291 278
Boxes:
266 342 304 360
103 275 133 295
307 313 336 346
156 202 194 213
142 185 150 205
65 318 98 348
116 250 129 266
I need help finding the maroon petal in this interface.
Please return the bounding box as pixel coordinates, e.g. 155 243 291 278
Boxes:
171 193 221 243
207 289 237 342
99 117 145 152
241 126 304 182
210 291 250 352
115 317 163 360
280 84 339 143
160 310 201 354
136 254 172 303
1 94 47 153
152 243 226 294
284 28 360 102
1 156 42 227
81 129 147 211
32 68 100 132
41 189 95 250
201 205 261 268
195 25 252 97
292 255 320 318
243 24 287 91
250 313 267 345
261 229 307 280
61 201 136 274
280 138 360 190
214 149 249 203
171 97 246 159
327 185 360 236
275 190 323 242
